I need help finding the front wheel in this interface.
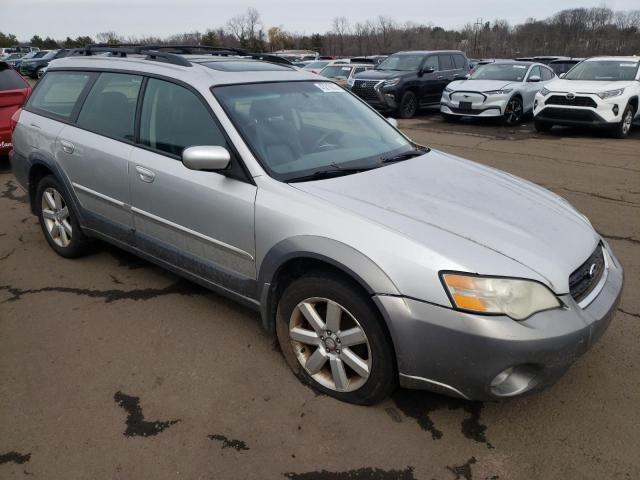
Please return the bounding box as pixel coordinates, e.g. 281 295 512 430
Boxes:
397 91 418 119
503 96 524 126
611 104 635 139
534 118 553 133
276 272 397 405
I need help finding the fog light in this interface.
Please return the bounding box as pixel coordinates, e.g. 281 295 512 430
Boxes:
612 105 619 115
490 365 540 397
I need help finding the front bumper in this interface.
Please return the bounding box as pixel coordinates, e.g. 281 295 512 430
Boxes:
375 242 624 400
349 80 397 111
440 91 507 117
533 92 631 126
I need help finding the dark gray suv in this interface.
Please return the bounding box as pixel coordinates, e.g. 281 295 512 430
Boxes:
348 50 469 118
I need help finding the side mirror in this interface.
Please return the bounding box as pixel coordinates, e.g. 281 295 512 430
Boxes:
421 66 435 75
528 75 541 83
182 146 230 171
386 117 398 128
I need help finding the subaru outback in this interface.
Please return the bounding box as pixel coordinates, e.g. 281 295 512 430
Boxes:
9 48 623 404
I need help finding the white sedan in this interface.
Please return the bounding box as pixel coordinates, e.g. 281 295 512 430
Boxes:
441 61 557 125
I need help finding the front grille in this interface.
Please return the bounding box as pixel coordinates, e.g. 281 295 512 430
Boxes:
540 107 600 122
546 95 597 108
569 245 605 303
352 80 380 102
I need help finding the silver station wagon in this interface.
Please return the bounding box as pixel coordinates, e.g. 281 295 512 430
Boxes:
10 47 623 404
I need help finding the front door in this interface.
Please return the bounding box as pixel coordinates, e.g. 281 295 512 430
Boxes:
128 78 257 297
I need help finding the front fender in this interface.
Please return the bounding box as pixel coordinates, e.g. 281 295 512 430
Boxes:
257 235 401 332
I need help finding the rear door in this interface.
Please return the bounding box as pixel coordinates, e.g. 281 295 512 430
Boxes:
128 78 257 296
55 72 142 242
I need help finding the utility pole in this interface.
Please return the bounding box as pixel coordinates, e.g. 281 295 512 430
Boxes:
473 17 483 57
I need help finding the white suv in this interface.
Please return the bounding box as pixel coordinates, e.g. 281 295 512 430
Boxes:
533 56 640 138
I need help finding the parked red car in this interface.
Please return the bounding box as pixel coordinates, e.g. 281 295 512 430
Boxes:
0 61 31 155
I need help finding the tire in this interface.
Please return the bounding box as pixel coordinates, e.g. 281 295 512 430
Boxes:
397 91 418 119
503 96 524 126
611 104 635 139
276 271 396 405
36 175 91 258
534 118 553 133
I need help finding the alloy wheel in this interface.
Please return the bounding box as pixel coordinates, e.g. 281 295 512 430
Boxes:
504 98 523 125
41 187 72 248
289 297 371 392
622 110 633 136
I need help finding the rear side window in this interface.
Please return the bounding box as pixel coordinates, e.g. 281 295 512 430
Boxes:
453 54 467 69
0 65 27 91
76 73 142 142
27 71 92 120
438 55 454 70
139 78 227 156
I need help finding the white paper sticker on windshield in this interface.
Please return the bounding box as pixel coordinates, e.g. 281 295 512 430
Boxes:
514 65 527 69
620 63 637 67
341 67 351 71
315 82 344 93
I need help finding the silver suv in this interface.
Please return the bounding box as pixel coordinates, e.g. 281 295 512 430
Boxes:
10 49 624 404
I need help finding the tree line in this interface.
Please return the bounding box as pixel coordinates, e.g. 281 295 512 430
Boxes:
1 7 639 58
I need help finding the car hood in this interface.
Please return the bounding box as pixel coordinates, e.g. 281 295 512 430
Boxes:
292 151 599 293
355 69 406 81
546 79 635 93
448 79 516 92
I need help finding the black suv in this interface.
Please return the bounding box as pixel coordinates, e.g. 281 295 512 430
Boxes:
19 49 70 78
348 50 469 118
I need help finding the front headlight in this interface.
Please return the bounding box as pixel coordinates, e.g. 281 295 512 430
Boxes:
444 86 453 93
597 88 624 100
384 78 400 87
539 87 550 96
441 273 561 320
484 88 513 95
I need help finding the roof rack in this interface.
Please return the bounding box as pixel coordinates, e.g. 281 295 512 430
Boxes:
69 44 293 67
70 44 192 67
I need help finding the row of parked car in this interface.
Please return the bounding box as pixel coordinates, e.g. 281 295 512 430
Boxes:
338 50 639 138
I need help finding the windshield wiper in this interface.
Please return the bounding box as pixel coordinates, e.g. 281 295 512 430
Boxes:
380 149 428 164
286 167 376 183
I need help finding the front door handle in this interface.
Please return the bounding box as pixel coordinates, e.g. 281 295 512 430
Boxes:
135 165 156 183
60 139 74 154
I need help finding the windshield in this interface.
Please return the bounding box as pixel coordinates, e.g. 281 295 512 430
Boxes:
42 50 58 60
377 54 423 71
214 81 414 181
320 65 353 79
470 63 529 81
563 60 639 81
304 61 330 70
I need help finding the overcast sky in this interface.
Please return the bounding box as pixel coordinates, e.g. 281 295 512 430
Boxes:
1 0 638 41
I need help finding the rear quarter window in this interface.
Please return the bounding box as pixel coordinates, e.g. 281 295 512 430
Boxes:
26 71 92 121
0 65 28 91
453 54 467 69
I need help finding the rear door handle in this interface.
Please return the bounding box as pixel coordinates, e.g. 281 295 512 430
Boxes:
60 139 74 154
135 165 156 183
30 123 41 129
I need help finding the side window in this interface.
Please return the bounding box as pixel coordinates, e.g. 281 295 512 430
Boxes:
76 73 142 142
140 78 227 157
423 56 439 71
27 71 92 120
541 67 554 81
453 54 467 70
528 66 542 80
438 54 454 71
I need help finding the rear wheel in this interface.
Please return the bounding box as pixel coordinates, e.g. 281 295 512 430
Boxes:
611 104 635 139
36 176 91 258
397 91 418 119
503 96 524 126
276 271 396 405
534 118 553 133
